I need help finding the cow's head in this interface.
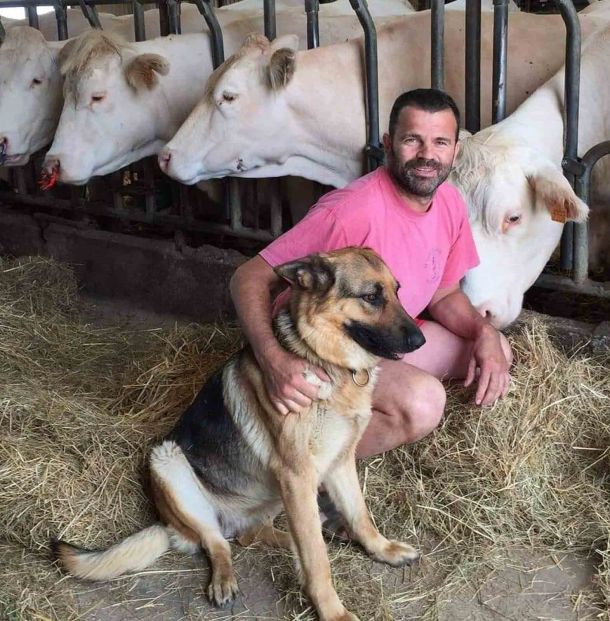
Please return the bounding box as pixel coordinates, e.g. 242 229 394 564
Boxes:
452 134 588 328
43 30 170 185
0 26 63 165
159 33 299 186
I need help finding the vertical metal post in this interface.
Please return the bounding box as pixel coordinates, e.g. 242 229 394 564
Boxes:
0 18 5 42
54 2 69 40
556 0 581 271
167 0 181 34
264 0 276 41
492 0 508 124
349 0 382 172
26 5 40 29
193 0 225 67
132 0 146 41
305 0 320 49
431 0 444 90
77 0 103 30
465 0 481 133
573 143 610 283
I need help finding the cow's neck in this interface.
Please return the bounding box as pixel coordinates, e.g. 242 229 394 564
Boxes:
135 34 215 139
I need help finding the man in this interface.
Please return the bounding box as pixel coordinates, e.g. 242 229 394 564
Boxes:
230 88 512 459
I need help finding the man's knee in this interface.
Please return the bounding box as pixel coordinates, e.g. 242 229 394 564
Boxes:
398 374 446 443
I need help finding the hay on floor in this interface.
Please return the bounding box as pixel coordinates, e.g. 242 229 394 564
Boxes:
0 255 608 621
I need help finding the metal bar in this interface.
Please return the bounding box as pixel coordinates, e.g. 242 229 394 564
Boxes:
54 2 69 40
556 0 581 272
26 5 40 28
349 0 382 171
0 0 158 6
192 0 225 66
465 0 481 133
228 178 242 231
431 0 444 90
534 273 610 299
492 0 508 123
0 191 277 242
264 0 276 40
0 18 5 43
573 141 610 283
132 0 146 41
167 0 181 34
305 0 320 49
77 0 102 29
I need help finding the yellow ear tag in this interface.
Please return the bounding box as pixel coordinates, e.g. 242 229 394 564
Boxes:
550 201 567 224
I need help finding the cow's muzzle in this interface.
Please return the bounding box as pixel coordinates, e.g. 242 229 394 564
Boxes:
39 157 60 190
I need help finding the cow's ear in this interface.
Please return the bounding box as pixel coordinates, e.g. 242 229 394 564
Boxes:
125 53 169 91
268 46 296 90
275 255 335 292
527 165 589 223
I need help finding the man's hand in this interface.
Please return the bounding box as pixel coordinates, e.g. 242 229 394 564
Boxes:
464 324 510 406
259 345 330 415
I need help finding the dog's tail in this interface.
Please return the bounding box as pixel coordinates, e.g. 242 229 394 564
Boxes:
52 523 177 580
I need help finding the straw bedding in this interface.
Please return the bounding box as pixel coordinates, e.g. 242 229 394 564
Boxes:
0 255 608 620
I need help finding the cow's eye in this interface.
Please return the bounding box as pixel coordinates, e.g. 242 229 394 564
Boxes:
91 93 106 104
506 214 521 224
31 77 43 86
222 91 237 103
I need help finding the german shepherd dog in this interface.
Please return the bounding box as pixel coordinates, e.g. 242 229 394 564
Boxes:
53 247 425 621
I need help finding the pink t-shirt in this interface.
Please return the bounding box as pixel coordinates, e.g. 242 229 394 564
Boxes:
260 167 479 318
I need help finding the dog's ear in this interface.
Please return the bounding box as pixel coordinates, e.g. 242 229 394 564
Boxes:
274 255 335 293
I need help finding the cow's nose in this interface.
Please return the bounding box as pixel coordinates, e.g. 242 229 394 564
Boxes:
158 148 172 172
43 155 60 173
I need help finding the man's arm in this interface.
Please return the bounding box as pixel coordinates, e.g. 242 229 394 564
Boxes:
229 256 328 415
428 284 510 406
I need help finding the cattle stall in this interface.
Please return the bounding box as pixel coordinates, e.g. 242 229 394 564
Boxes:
0 0 608 299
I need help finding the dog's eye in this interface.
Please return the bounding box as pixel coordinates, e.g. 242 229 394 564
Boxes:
362 293 379 304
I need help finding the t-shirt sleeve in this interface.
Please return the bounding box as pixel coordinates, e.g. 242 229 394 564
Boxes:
259 204 349 268
438 192 480 289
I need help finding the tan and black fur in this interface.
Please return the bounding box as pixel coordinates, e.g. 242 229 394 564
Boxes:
53 247 425 621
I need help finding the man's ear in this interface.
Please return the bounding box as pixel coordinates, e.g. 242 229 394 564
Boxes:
274 255 335 292
125 53 169 91
382 132 392 156
527 164 589 223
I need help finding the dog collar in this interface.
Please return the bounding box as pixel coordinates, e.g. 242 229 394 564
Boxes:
351 369 370 387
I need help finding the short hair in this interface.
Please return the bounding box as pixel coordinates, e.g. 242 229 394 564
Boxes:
388 88 460 140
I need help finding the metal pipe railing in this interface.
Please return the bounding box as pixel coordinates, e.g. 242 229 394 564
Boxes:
431 0 444 90
26 5 39 28
132 0 146 41
53 1 69 39
349 0 382 172
192 0 225 67
77 0 102 29
465 0 481 133
555 0 581 272
264 0 276 41
492 0 508 123
572 142 610 283
167 0 181 34
305 0 320 49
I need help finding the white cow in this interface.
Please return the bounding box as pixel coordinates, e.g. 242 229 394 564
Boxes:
452 24 610 327
1 0 414 170
40 3 422 184
159 9 610 188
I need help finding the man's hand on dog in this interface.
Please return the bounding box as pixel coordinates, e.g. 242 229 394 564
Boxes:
260 345 330 415
464 324 510 407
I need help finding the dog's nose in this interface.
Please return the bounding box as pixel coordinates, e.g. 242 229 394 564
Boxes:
405 326 426 352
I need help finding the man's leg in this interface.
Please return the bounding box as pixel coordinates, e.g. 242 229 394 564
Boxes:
356 320 512 459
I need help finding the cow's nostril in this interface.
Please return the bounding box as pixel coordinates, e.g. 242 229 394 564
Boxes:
158 150 172 170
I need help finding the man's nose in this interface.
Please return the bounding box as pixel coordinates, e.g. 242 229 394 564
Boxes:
417 142 434 159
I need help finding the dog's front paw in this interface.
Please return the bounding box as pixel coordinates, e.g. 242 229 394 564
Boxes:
208 571 239 607
371 539 420 567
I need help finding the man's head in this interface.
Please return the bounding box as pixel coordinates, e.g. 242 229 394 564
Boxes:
383 89 460 201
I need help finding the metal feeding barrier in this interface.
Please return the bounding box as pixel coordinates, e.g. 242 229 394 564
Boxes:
0 0 608 294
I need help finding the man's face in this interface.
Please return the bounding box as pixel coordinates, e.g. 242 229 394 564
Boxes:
384 106 459 199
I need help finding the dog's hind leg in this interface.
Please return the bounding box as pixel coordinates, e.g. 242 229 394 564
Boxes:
238 523 292 549
322 457 420 567
150 441 239 607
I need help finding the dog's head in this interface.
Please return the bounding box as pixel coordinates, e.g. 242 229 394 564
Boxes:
275 247 425 370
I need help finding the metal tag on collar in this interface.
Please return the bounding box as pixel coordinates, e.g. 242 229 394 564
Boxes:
351 368 370 387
